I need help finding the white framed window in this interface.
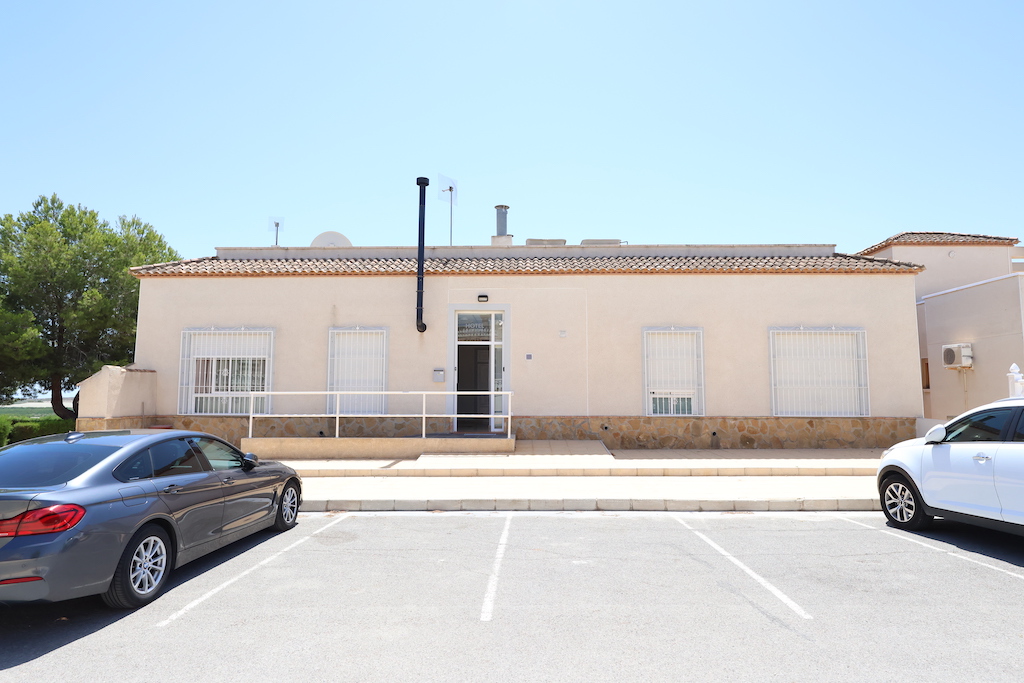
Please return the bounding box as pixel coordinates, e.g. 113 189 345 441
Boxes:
179 328 273 415
643 328 704 416
328 328 387 414
770 327 869 417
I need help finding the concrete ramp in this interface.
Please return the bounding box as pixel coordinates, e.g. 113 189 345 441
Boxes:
242 435 515 460
513 440 611 456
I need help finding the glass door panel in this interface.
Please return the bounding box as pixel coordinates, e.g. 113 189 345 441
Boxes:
458 313 492 341
455 311 506 432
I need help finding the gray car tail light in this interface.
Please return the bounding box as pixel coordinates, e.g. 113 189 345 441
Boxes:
0 504 86 537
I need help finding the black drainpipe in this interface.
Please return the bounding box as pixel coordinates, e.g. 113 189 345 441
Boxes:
416 177 429 333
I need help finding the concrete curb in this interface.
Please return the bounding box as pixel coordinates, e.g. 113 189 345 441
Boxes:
295 466 879 477
300 498 883 513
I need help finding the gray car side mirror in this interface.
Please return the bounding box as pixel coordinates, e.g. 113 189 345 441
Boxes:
242 452 259 470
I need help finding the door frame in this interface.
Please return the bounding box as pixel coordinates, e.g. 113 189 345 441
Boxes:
447 303 511 432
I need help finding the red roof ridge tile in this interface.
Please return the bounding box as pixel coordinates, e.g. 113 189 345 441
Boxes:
131 253 922 278
859 231 1018 256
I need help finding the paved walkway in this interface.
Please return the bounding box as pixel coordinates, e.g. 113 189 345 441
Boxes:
291 454 880 477
290 441 886 513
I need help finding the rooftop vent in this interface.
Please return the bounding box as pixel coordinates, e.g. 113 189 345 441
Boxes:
492 205 513 246
495 205 510 236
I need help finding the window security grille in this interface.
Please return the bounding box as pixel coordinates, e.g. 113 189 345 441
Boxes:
770 328 869 417
179 329 273 415
327 328 387 414
643 329 704 416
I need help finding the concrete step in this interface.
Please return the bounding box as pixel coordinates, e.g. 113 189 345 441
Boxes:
297 474 883 513
289 455 881 478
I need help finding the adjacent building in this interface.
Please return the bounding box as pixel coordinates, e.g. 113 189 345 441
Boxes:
859 231 1024 421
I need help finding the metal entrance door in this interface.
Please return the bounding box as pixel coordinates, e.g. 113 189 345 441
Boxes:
454 311 506 432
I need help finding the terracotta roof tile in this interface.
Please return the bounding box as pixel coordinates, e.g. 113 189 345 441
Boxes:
131 253 922 277
859 231 1018 256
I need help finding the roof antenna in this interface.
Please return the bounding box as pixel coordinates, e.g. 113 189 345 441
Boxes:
437 173 457 246
268 216 284 246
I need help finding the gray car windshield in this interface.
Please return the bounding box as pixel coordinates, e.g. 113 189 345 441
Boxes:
0 442 119 487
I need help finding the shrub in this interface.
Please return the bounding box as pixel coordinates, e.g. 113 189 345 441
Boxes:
0 416 11 447
8 418 77 445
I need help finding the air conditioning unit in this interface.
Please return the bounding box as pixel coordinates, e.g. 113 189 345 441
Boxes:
942 343 973 369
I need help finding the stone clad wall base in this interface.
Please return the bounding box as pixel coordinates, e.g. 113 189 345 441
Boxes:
76 415 468 448
513 416 917 449
76 415 251 447
76 415 917 450
241 437 515 460
76 417 150 431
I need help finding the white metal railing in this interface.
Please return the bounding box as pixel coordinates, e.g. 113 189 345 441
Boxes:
244 390 514 439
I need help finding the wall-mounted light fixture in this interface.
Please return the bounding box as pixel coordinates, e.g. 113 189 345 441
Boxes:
477 294 488 302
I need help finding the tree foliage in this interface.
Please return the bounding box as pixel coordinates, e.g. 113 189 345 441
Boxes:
0 195 180 418
0 302 45 403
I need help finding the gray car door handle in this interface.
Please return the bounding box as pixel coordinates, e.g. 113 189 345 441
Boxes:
974 453 992 461
162 484 182 493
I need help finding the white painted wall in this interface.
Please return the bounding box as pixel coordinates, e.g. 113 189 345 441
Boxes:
873 244 1015 300
134 271 923 418
921 274 1024 420
77 366 157 419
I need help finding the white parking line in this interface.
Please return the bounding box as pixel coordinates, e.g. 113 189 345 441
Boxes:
674 516 812 620
835 516 1024 581
837 517 884 531
480 512 513 622
155 514 351 628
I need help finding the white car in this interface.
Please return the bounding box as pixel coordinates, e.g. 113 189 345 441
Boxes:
878 398 1024 532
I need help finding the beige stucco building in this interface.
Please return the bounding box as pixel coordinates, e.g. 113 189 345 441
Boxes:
79 228 927 451
859 232 1024 422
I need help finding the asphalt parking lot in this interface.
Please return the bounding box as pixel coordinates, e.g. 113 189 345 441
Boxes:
3 511 1024 682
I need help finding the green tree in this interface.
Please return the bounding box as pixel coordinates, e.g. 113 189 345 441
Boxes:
0 301 46 402
0 194 180 418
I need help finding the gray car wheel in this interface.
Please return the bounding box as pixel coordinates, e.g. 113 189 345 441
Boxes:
880 475 932 531
273 481 299 532
103 524 172 609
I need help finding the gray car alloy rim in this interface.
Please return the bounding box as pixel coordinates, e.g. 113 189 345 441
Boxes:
884 482 916 523
282 486 298 524
130 536 167 596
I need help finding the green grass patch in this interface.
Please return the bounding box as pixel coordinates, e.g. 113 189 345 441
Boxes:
0 406 58 420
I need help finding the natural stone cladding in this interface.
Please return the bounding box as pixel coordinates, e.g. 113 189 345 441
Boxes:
512 416 916 449
75 416 251 447
76 415 456 448
77 414 915 449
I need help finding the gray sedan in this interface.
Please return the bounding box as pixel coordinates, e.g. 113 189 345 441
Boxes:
0 429 301 608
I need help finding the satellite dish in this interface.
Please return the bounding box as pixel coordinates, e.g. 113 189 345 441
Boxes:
310 231 353 248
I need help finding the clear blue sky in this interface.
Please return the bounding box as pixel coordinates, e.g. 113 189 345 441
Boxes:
3 1 1021 259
